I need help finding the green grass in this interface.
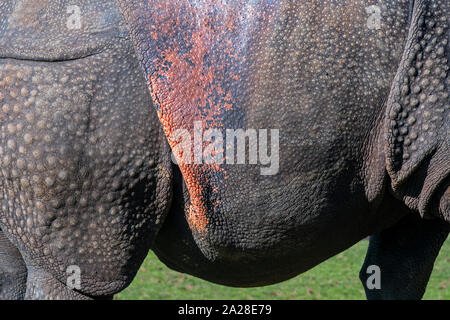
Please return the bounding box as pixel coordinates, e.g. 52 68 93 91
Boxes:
116 239 449 300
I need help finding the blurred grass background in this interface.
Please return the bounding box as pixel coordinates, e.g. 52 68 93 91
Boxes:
116 239 449 300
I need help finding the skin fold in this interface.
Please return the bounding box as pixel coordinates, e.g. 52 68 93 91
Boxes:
0 0 448 299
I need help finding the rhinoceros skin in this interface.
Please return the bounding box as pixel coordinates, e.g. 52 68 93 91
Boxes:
0 0 448 300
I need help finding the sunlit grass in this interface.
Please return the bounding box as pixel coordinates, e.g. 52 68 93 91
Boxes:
116 239 449 300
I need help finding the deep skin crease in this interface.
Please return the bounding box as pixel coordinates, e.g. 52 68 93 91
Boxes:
0 0 448 299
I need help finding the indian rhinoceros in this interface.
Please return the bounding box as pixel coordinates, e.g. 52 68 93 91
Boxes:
0 0 448 300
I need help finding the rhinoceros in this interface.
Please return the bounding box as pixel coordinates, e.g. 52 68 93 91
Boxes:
0 0 448 300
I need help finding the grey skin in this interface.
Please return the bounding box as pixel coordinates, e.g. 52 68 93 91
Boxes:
0 0 172 299
0 0 448 300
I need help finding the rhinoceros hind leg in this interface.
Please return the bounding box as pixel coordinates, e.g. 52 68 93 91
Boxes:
0 228 27 300
359 214 449 300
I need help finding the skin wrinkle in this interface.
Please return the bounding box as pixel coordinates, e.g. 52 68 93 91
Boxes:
384 0 449 218
0 0 129 61
145 1 263 234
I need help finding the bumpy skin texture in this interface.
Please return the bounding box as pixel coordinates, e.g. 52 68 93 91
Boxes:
0 0 447 300
0 228 27 299
385 0 449 220
118 0 449 297
0 0 172 299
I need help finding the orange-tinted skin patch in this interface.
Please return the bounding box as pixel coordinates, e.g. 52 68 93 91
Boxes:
122 0 279 233
145 1 242 233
